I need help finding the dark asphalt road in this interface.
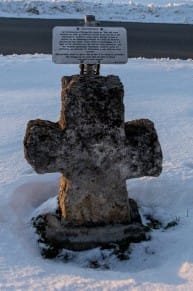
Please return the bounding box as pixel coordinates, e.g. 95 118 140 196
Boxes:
1 17 193 59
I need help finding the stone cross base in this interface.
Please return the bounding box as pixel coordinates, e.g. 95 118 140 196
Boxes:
33 199 146 252
36 217 146 252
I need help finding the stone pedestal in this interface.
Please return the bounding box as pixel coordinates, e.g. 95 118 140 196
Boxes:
24 75 162 251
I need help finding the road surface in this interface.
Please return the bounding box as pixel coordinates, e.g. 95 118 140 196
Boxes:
1 17 193 59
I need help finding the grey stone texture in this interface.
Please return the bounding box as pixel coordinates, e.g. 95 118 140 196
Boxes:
37 212 147 251
24 75 162 227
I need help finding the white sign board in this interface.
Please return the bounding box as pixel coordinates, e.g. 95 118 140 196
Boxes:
52 26 128 64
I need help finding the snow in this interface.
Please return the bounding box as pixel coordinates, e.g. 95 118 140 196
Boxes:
1 0 193 24
1 54 193 289
1 0 193 288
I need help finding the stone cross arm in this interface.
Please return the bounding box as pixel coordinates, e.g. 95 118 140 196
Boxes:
24 117 162 179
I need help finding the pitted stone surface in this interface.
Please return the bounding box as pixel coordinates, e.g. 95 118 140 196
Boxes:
24 75 162 226
42 213 147 251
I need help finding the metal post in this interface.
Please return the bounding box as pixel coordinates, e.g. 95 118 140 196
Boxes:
79 15 100 75
84 15 96 26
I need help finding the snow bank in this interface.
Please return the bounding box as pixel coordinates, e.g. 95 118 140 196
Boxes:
1 0 193 23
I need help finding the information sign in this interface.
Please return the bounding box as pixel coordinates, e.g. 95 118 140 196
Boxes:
52 26 128 64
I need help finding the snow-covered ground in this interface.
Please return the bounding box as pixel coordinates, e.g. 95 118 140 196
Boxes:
1 0 193 23
1 54 193 289
1 0 193 288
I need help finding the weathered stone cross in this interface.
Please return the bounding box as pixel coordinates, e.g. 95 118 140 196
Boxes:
24 74 162 228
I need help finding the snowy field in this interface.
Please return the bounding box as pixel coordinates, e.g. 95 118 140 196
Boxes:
1 55 193 289
1 0 193 23
1 0 193 288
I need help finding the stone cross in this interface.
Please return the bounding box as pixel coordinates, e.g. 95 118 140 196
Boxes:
24 74 162 227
